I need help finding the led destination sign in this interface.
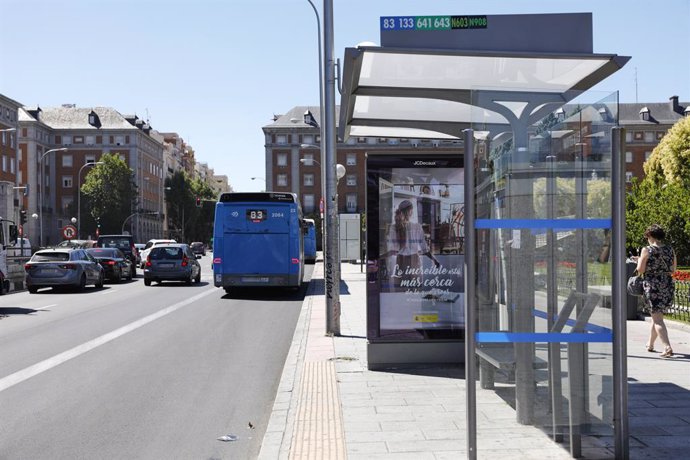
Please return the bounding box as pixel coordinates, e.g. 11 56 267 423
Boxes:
380 15 488 31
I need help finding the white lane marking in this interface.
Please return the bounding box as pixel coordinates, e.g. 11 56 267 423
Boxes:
0 287 216 393
99 289 117 295
33 304 57 311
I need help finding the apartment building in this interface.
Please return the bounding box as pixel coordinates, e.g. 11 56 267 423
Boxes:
619 96 690 183
18 105 164 244
262 106 460 216
0 94 21 222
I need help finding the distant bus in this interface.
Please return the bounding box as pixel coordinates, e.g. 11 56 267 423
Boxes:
303 218 316 264
212 192 304 293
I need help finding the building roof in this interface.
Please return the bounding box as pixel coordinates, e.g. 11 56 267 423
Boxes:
263 106 338 130
22 106 137 130
619 99 689 125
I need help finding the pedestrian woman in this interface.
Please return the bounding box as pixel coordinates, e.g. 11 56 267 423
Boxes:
636 224 676 358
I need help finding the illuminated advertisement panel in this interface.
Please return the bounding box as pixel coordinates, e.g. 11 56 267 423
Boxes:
367 154 465 342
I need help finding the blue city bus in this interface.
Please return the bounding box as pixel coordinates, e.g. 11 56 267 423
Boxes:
303 218 316 264
213 192 304 292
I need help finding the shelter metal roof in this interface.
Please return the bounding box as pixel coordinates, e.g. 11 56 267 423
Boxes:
339 46 630 141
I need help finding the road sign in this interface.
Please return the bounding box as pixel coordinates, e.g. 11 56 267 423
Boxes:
62 225 77 240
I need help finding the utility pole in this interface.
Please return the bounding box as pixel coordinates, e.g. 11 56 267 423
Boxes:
323 0 340 335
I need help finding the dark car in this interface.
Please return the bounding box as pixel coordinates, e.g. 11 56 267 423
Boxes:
86 248 133 283
96 234 138 277
25 248 104 293
55 239 96 249
143 244 201 286
190 242 206 256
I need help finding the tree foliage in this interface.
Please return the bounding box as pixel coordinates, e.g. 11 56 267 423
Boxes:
644 115 690 186
627 117 690 263
80 153 137 236
164 171 216 243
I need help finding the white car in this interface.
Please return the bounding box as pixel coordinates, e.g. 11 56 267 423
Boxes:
139 239 176 268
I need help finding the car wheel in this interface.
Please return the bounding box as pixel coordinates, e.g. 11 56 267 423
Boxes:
96 272 104 289
28 286 38 294
185 272 193 285
115 269 122 283
144 279 151 286
78 274 87 291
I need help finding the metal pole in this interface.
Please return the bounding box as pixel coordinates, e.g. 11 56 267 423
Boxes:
323 0 339 335
305 0 326 261
463 129 477 460
39 153 43 247
612 126 629 459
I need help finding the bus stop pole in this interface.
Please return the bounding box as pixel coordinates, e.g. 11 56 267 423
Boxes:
612 126 629 459
322 0 340 335
463 129 477 460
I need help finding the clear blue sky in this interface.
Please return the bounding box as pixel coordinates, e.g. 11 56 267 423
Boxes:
1 0 688 193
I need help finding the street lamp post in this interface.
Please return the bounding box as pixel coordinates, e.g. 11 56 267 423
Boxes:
77 161 104 239
251 176 266 192
39 148 68 247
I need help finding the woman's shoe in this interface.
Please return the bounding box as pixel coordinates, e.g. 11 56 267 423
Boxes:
660 347 674 358
645 343 655 352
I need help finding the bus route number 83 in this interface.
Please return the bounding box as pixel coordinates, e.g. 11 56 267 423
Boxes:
246 209 267 222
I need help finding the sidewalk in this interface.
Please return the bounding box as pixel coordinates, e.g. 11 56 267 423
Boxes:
259 258 690 459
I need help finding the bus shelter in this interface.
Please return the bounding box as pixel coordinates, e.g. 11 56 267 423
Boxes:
338 13 630 459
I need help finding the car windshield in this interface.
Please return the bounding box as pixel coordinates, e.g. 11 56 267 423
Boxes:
88 248 119 258
150 247 183 260
32 252 70 262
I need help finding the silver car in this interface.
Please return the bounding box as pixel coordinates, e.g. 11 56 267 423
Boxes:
143 244 201 286
25 248 105 293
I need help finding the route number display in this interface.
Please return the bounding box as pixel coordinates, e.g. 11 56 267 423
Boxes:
380 15 488 31
246 209 267 223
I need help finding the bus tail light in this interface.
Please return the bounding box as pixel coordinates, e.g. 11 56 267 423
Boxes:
291 258 300 264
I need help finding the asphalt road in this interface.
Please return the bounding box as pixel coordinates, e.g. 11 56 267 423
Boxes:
0 255 313 460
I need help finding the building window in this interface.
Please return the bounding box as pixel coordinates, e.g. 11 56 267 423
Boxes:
61 197 73 213
645 151 652 161
10 158 15 174
277 173 288 187
115 135 124 145
347 137 356 145
346 153 356 166
625 152 633 163
303 135 314 145
633 132 643 141
277 153 288 166
62 176 73 188
303 194 315 213
303 153 314 165
303 173 314 186
276 134 287 145
86 135 95 145
74 136 84 144
346 174 357 186
85 155 96 164
346 193 357 212
626 172 633 183
644 131 654 143
63 135 72 145
1 156 5 172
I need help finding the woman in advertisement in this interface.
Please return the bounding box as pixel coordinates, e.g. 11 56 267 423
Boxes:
383 199 440 288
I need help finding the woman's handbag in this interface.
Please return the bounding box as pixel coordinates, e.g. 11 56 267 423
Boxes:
627 272 644 296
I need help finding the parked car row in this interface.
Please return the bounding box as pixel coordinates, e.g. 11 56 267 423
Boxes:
23 240 204 293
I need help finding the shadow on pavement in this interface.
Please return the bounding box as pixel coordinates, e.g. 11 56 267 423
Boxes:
221 282 310 301
0 307 38 316
307 277 351 295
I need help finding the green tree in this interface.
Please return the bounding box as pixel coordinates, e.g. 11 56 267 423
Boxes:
644 116 690 186
80 153 137 235
164 171 216 243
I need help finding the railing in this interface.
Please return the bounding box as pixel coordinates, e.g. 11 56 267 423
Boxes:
671 280 690 322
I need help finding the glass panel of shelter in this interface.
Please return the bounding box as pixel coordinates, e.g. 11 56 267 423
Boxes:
470 90 617 458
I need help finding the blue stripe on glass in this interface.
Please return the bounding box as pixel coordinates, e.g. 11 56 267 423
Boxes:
474 219 611 229
531 309 612 334
475 332 613 343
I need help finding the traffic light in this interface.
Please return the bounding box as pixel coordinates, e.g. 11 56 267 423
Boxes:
196 196 201 207
19 209 27 225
